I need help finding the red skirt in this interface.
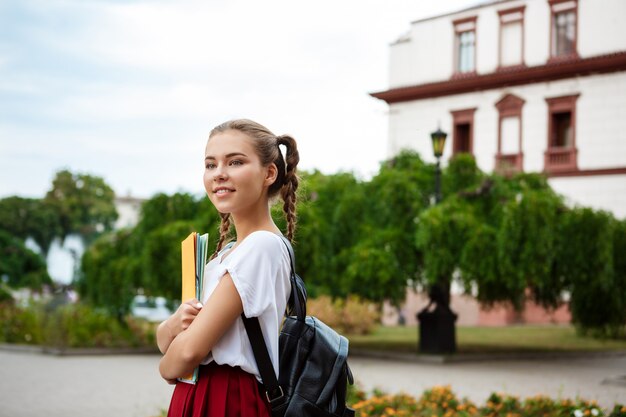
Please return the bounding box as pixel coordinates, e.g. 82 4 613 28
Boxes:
167 362 271 417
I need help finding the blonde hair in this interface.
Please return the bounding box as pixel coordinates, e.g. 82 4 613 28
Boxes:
208 119 300 259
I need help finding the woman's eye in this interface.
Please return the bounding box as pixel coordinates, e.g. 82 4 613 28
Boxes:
206 163 216 169
230 160 243 166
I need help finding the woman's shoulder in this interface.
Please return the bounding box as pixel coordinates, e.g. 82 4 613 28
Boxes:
224 231 289 269
242 230 285 253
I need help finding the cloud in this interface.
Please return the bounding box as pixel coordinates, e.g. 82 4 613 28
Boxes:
0 0 480 198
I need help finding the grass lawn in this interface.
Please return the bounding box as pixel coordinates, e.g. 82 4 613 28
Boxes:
347 325 626 354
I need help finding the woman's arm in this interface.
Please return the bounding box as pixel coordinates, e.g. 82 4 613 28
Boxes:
158 273 243 381
156 299 202 354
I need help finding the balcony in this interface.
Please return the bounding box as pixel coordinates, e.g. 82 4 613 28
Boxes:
544 147 578 173
495 153 523 175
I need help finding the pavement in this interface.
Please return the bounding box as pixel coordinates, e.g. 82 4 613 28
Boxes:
0 348 625 417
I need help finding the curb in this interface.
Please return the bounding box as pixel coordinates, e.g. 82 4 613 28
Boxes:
3 343 626 362
349 348 626 364
0 343 160 356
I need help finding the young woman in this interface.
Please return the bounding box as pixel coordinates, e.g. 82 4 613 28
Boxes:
156 119 300 417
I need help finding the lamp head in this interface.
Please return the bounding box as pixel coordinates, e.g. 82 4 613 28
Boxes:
430 128 448 158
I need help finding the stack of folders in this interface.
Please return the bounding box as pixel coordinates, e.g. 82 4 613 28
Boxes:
177 232 209 384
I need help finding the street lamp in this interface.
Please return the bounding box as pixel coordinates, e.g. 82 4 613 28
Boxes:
430 127 448 204
417 125 457 355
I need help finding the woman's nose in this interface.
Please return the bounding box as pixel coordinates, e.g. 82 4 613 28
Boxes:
213 164 228 180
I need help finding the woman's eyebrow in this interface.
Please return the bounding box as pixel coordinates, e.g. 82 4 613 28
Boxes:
204 152 248 161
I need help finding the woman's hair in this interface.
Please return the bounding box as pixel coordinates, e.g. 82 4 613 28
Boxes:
208 119 300 259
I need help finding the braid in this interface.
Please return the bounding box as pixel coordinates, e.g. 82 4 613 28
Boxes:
211 212 231 260
277 135 300 242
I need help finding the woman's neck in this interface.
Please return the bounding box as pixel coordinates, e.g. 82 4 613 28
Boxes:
231 205 281 242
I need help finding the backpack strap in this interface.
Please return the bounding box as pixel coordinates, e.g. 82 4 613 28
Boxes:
280 237 306 321
240 235 298 404
240 314 284 404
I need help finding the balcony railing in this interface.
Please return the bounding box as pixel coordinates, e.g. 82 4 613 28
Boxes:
495 153 523 175
544 147 577 173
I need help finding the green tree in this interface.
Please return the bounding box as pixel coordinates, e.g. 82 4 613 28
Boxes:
0 197 60 256
72 152 626 337
416 155 626 337
294 171 367 297
416 196 478 303
0 231 52 290
135 192 200 235
78 192 222 315
78 229 140 318
44 169 118 243
558 209 625 337
497 189 564 308
362 152 433 291
442 153 484 196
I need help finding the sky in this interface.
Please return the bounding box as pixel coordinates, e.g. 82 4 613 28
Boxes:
0 0 480 200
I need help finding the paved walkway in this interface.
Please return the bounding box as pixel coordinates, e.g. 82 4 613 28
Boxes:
0 350 624 417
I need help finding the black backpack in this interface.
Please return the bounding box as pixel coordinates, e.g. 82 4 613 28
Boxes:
241 238 355 417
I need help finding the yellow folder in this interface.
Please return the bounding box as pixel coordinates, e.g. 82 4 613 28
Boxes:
177 232 209 384
181 232 196 305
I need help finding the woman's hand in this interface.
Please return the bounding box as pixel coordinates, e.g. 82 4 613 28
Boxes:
156 299 202 354
170 298 203 334
159 274 243 381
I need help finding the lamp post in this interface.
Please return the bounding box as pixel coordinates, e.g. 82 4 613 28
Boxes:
417 126 458 354
430 127 447 204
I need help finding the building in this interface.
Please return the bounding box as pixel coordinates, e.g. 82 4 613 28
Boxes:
371 0 626 219
372 0 626 326
114 195 145 230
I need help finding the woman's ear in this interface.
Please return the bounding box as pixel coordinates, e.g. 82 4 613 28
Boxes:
264 163 278 187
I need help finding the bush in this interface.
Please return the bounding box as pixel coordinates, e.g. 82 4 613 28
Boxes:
480 392 523 417
0 301 155 349
419 385 478 416
43 303 155 348
307 295 380 335
609 405 626 417
0 302 44 344
352 392 420 417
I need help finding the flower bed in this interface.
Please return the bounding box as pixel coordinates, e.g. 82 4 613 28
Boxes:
350 385 626 417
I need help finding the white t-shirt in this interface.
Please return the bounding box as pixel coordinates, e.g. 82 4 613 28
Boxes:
199 231 291 382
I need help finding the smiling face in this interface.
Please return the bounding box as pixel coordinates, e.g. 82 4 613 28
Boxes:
203 129 277 216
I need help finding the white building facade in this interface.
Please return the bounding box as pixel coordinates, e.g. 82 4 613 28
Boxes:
114 195 144 230
372 0 626 218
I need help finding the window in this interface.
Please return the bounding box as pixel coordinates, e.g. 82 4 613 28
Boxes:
451 108 476 155
495 94 525 174
455 123 472 152
501 117 520 154
551 112 572 147
458 31 475 72
549 0 578 60
453 17 477 74
498 7 525 68
544 94 579 173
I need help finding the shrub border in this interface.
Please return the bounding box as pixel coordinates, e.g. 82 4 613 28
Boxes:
0 343 159 356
